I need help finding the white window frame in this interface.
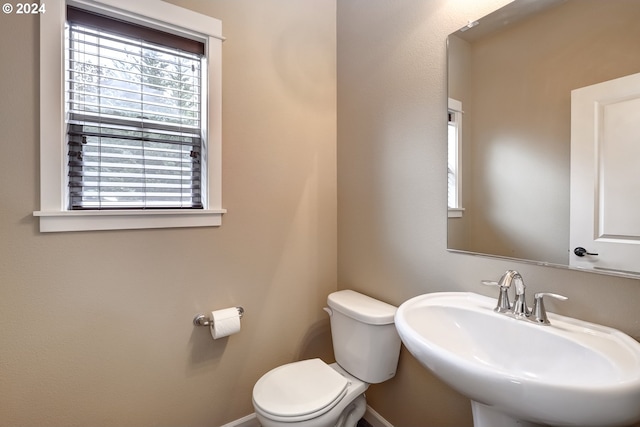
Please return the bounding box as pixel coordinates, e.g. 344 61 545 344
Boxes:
448 97 464 218
35 0 225 232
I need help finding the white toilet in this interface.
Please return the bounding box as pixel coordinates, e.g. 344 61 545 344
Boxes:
252 290 402 427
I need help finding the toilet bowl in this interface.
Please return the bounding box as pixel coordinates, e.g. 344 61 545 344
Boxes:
253 360 367 427
252 290 402 427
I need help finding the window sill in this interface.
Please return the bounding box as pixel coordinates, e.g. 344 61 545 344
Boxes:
33 209 226 233
448 208 465 218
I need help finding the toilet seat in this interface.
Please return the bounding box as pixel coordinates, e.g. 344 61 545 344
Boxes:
252 358 349 422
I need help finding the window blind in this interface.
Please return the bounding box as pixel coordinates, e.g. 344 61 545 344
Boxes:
66 8 205 209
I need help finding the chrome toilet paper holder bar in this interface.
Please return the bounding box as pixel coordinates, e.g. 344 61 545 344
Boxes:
193 307 244 326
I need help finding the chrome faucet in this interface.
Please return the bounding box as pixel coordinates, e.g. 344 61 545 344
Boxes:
532 292 568 324
481 269 520 313
482 270 567 325
510 271 530 318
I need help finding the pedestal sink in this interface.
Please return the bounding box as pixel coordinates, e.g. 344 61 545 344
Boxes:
395 292 640 427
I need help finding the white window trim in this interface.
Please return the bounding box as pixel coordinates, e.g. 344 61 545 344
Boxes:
35 0 225 232
448 97 464 219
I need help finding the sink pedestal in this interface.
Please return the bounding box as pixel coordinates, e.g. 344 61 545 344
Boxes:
472 402 544 427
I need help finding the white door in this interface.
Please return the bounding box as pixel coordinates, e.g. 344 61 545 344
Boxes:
570 72 640 275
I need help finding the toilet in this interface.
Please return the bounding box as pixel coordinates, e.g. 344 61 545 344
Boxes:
252 290 402 427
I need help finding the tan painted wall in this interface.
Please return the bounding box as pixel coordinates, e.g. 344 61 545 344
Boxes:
337 1 640 426
0 1 336 426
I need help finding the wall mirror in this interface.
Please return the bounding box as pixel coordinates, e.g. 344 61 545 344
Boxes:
447 0 640 277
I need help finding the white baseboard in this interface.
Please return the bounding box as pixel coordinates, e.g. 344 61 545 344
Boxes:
219 405 393 427
363 405 395 427
219 413 259 427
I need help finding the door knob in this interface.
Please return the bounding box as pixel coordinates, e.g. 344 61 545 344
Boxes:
574 247 598 257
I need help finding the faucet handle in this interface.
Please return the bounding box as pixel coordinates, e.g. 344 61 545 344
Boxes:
532 292 568 325
481 280 511 313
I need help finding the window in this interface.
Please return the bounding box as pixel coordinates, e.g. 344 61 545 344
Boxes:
36 0 224 232
448 98 464 218
66 8 205 210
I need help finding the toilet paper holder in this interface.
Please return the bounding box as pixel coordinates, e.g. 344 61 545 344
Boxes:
193 307 244 326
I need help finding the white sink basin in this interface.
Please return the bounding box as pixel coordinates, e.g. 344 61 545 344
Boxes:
395 292 640 427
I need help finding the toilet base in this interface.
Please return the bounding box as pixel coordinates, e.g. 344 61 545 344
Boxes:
335 394 367 427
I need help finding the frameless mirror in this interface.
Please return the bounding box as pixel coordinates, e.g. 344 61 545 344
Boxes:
447 0 640 277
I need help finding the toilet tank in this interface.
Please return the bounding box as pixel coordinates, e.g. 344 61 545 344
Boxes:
326 290 401 384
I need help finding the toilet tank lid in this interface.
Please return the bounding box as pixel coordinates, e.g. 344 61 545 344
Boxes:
327 290 397 325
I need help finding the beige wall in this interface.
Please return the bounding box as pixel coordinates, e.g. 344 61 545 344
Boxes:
337 1 640 426
0 1 336 426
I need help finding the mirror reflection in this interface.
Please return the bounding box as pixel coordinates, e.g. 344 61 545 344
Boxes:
447 0 640 276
